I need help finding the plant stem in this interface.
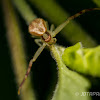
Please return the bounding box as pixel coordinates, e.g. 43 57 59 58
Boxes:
13 0 37 24
50 44 90 100
2 0 36 100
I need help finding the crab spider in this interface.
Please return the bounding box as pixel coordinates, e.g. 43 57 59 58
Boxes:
18 8 100 94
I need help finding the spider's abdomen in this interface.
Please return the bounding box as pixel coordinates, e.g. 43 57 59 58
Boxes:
29 18 47 36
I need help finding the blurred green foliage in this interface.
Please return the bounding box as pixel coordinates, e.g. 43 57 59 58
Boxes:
0 0 100 100
62 42 100 77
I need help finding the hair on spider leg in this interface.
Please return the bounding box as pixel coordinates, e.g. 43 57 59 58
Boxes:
18 8 100 94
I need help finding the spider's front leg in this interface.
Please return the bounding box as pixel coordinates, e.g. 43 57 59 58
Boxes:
47 24 55 37
45 21 49 30
34 39 42 47
50 24 55 32
52 8 100 37
18 43 46 94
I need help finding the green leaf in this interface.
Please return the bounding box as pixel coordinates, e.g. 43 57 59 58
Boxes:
50 45 91 100
62 42 100 77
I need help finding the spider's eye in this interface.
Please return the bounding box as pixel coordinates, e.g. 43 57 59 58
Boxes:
29 18 47 36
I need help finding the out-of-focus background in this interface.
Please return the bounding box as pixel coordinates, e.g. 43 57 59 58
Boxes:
0 0 100 100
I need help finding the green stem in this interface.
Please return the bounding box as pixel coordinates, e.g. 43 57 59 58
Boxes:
50 44 90 100
2 0 36 100
13 0 37 24
50 44 66 74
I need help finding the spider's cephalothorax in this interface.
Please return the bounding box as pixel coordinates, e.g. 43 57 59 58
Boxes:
18 8 100 95
29 18 56 45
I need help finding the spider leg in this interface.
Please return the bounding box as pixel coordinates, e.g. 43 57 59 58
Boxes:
50 24 55 32
49 24 55 37
52 8 100 37
31 35 36 38
31 35 40 39
34 39 42 46
18 43 46 94
45 21 49 30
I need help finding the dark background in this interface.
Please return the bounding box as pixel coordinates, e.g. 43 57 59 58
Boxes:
0 0 100 100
